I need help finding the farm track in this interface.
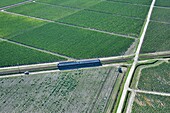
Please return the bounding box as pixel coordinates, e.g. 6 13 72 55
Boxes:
126 58 170 113
0 0 33 10
138 58 170 64
128 88 170 97
0 38 75 60
1 10 136 39
126 90 136 113
116 0 156 113
139 51 170 60
154 6 170 9
134 60 164 89
125 60 164 113
125 87 170 113
150 20 170 25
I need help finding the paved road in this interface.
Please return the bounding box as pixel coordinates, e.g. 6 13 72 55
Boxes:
116 0 156 113
0 69 61 79
0 63 128 78
0 54 131 75
0 50 169 76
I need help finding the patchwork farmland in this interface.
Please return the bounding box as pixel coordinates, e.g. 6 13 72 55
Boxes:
0 0 152 67
0 0 170 113
128 60 170 113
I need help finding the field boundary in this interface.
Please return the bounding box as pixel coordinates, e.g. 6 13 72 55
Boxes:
125 60 163 113
1 10 137 39
34 1 81 10
34 1 146 20
150 20 170 25
0 38 74 60
0 0 32 10
125 57 170 113
106 0 150 7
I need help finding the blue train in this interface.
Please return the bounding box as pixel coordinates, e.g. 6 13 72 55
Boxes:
58 59 102 70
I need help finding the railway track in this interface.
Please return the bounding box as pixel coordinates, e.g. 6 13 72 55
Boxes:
0 51 169 76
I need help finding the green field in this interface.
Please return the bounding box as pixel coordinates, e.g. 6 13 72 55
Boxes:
88 1 149 19
0 41 65 67
0 66 123 112
138 62 170 93
151 7 170 23
7 2 79 21
36 0 101 8
58 10 144 37
132 93 170 113
10 23 134 59
106 0 152 5
141 21 170 53
0 12 46 38
155 0 170 7
0 0 25 8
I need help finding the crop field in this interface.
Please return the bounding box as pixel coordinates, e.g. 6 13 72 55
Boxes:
155 0 170 7
0 0 147 67
106 0 153 5
10 23 134 59
137 62 170 93
58 10 144 37
0 66 125 112
0 41 64 67
141 3 170 54
87 1 150 19
0 12 46 38
36 0 101 8
0 0 25 8
1 0 170 113
141 22 170 53
7 2 79 21
132 93 170 113
151 7 170 23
